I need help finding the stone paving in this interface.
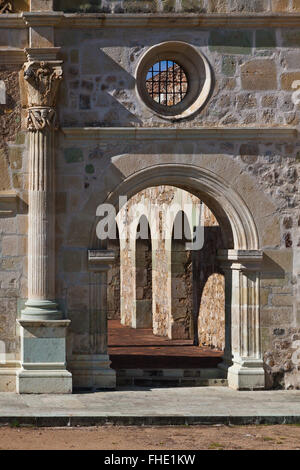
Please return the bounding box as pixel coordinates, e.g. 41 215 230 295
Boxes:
0 387 300 426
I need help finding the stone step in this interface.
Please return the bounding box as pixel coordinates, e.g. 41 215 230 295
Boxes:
116 368 228 387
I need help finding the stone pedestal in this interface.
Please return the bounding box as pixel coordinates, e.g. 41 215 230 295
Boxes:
218 250 265 390
17 320 72 394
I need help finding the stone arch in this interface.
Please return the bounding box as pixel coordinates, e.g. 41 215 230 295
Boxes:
90 162 260 251
84 156 281 390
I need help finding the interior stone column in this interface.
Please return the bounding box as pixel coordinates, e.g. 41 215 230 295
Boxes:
68 250 116 390
17 55 72 394
218 250 265 390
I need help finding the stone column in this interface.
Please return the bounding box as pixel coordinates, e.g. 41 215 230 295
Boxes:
68 250 116 390
17 57 72 394
218 250 265 390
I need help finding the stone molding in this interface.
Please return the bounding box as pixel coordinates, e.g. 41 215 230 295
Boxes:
2 13 300 29
88 250 116 272
0 190 17 216
17 319 71 328
0 48 25 65
25 47 61 62
218 249 264 271
62 127 298 142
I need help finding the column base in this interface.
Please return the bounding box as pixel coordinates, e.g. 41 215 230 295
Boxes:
69 354 116 390
17 369 72 394
227 359 265 391
21 300 62 321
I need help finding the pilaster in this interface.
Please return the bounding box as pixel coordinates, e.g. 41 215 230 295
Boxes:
69 251 116 390
218 249 265 390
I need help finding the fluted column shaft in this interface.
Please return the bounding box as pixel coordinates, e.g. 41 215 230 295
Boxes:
20 58 63 320
22 122 61 319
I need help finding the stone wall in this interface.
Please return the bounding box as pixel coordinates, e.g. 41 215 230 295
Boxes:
56 26 300 131
0 66 28 388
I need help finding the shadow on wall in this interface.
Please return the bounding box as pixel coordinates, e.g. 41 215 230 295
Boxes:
61 50 142 127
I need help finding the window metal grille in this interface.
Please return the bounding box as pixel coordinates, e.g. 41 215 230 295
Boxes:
146 60 188 107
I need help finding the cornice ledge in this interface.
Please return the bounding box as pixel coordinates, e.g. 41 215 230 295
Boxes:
62 127 298 142
59 13 300 29
217 249 264 271
0 48 26 65
0 190 17 201
0 13 23 28
22 11 64 27
1 13 300 29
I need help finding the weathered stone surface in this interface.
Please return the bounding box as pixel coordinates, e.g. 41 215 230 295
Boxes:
30 0 53 10
209 31 252 55
241 59 277 90
281 72 300 91
0 150 10 191
64 147 83 163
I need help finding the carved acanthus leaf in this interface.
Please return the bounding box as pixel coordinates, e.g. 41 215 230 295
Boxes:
27 107 58 132
23 61 63 108
0 1 13 13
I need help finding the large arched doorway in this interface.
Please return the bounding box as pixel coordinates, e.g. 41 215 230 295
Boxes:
106 186 226 385
81 161 266 391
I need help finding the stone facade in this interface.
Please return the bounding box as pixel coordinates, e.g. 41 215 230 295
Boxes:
0 1 299 392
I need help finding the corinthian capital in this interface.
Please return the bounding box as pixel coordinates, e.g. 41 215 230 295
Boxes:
23 60 63 108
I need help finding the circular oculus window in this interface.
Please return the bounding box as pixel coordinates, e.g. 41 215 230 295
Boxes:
136 42 212 120
146 60 188 107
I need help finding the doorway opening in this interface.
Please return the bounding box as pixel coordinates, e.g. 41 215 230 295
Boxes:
107 185 226 387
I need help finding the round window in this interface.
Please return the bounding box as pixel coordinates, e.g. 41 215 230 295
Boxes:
136 42 212 121
146 60 188 107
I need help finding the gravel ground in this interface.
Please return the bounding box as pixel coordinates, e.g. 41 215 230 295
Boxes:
0 425 299 450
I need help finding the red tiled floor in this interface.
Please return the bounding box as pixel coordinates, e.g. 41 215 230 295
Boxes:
108 320 223 369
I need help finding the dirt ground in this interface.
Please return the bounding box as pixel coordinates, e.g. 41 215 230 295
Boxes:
0 425 299 450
